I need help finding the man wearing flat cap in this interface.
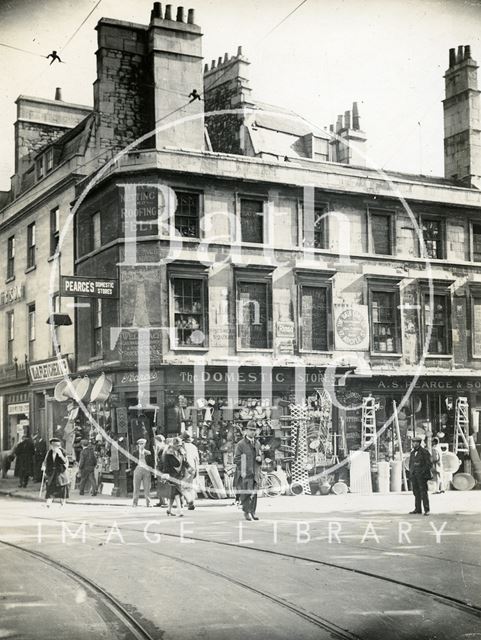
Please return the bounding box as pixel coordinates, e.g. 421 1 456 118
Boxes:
234 420 262 521
408 436 432 515
132 438 153 507
78 439 98 496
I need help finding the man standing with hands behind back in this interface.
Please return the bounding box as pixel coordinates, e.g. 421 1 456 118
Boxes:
234 421 262 521
409 435 432 515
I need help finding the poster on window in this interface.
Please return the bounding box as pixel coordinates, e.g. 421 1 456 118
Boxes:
334 304 370 351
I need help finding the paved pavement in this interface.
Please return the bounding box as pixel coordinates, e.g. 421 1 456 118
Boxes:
1 475 480 513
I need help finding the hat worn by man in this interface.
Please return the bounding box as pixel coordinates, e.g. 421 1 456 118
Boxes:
245 420 257 430
49 437 61 444
181 431 192 442
80 439 89 446
137 438 147 445
412 436 423 442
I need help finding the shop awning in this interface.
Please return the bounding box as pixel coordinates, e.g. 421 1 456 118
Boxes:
46 313 72 326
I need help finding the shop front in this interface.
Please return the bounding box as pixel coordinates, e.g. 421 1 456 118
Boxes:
0 359 30 451
29 356 72 443
344 375 481 459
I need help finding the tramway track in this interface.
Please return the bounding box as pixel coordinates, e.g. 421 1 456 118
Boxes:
0 538 156 640
27 513 481 622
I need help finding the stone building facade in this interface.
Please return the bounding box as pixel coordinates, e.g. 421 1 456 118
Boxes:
1 4 481 464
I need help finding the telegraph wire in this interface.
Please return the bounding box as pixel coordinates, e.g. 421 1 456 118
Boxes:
260 0 310 41
60 0 103 53
0 42 45 58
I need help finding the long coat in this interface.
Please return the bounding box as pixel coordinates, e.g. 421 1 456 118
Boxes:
234 437 262 488
409 446 432 480
14 438 35 478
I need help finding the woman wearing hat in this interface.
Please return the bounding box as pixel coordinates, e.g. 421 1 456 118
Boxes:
41 438 69 507
161 437 191 516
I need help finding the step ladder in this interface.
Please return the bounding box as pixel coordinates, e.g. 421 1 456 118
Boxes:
392 401 408 491
361 395 378 460
454 397 470 454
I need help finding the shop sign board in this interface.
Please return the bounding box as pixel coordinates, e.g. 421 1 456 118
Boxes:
374 378 481 392
60 276 118 299
334 305 369 351
118 330 162 363
8 402 29 416
172 367 331 387
29 358 70 383
0 284 25 308
118 370 160 386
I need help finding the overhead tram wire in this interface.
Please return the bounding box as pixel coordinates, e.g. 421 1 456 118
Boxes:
0 42 46 58
205 0 310 94
59 0 103 53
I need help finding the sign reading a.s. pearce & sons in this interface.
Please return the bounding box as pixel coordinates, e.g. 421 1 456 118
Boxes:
60 276 119 299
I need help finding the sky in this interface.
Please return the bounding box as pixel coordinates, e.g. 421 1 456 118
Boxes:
1 0 481 190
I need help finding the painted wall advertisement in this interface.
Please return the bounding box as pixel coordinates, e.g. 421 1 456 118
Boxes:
334 304 370 351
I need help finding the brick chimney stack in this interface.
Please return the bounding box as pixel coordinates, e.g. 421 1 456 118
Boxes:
329 102 367 166
443 45 481 188
148 4 204 150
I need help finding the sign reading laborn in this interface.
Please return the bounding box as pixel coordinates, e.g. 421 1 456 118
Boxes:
61 276 118 299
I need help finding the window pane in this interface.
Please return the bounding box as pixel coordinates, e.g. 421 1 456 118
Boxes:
301 286 328 350
473 224 481 262
92 212 101 249
424 294 449 354
172 277 206 347
371 291 397 352
174 192 200 238
421 219 442 259
371 213 391 255
238 281 270 349
473 297 481 356
240 199 263 244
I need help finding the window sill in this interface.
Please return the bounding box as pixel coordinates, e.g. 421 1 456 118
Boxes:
25 265 36 274
370 352 403 358
299 350 333 355
171 346 209 352
424 354 453 359
48 252 61 263
5 276 15 284
236 348 274 353
89 354 104 363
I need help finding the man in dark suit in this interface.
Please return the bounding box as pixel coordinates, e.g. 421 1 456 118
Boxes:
234 421 262 521
408 436 432 515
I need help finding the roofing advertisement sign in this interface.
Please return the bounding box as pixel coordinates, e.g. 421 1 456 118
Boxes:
60 276 119 299
334 304 370 351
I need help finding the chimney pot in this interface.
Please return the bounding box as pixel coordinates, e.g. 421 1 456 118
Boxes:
165 4 172 19
153 2 162 18
218 56 223 66
352 101 360 130
465 44 471 60
176 6 184 21
457 45 464 63
344 110 351 130
55 87 62 101
211 59 216 69
237 45 243 57
336 114 343 132
449 48 456 67
204 63 209 73
187 8 195 23
224 52 229 63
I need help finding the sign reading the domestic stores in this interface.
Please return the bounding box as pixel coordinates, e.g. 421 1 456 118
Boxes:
60 276 119 299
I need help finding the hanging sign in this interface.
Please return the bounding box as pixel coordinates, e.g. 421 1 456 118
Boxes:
60 276 119 299
334 305 370 351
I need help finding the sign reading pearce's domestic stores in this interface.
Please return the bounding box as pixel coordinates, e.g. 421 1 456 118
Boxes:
60 276 118 299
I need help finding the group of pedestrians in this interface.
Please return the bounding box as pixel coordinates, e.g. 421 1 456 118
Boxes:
132 431 200 515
